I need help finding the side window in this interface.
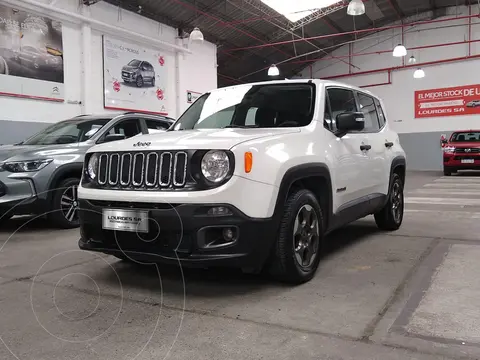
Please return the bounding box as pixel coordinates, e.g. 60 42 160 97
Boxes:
245 107 258 125
357 92 380 132
374 98 386 128
327 88 357 123
145 119 170 133
105 119 142 139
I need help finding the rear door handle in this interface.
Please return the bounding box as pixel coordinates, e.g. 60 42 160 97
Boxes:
360 144 371 151
385 142 394 148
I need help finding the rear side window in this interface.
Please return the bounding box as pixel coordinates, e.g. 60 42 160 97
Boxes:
357 92 380 132
374 98 386 128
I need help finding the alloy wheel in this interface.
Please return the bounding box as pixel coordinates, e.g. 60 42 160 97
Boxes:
293 204 320 268
60 185 79 223
391 181 403 223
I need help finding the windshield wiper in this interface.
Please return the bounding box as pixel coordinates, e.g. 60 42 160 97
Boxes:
224 125 259 129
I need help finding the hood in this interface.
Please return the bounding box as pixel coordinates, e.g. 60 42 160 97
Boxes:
91 128 300 153
0 143 87 162
448 142 480 148
122 65 137 71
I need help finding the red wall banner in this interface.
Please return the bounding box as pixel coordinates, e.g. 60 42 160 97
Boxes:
414 84 480 118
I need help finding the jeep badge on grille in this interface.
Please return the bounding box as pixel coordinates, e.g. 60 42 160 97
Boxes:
133 141 151 147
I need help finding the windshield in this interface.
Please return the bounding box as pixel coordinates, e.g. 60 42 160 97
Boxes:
451 132 480 142
22 118 110 145
127 60 141 67
173 83 315 130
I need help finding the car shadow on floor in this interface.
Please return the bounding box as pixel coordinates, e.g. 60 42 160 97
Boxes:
95 219 382 298
0 216 54 233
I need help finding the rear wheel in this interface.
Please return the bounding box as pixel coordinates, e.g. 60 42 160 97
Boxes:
269 189 324 284
48 178 80 228
374 173 404 231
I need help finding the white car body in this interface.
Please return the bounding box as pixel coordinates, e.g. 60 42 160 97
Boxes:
78 79 406 284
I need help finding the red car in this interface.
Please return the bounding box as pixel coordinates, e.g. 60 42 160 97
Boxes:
443 130 480 175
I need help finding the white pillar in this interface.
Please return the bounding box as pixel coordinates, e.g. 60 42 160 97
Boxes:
80 5 93 114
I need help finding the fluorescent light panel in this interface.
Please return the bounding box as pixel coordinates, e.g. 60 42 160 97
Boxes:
260 0 341 22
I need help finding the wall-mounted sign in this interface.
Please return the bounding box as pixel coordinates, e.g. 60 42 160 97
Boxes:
0 4 64 102
103 36 171 115
187 90 201 104
415 84 480 118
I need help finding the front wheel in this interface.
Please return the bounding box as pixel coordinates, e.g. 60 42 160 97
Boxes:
136 76 144 87
48 178 80 228
443 167 455 176
268 189 324 284
374 173 404 231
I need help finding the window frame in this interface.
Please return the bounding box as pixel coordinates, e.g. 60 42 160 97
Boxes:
96 116 144 143
373 97 387 130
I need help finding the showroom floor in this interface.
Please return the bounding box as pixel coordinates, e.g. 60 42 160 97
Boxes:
0 172 479 360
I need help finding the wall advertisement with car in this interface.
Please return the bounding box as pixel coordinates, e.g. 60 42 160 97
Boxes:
103 36 171 115
415 84 480 118
0 4 64 102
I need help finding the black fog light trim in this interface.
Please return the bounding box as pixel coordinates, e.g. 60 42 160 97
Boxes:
197 226 239 250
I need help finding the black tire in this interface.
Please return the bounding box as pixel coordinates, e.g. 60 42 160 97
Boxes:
48 178 80 229
444 167 452 176
0 212 13 224
374 173 404 231
136 76 144 87
268 188 324 284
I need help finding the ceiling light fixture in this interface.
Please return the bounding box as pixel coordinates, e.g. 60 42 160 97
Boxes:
189 27 204 42
347 0 365 16
268 64 280 76
413 68 425 79
408 55 417 64
392 44 407 57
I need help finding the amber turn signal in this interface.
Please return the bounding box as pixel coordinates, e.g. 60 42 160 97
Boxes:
244 152 253 173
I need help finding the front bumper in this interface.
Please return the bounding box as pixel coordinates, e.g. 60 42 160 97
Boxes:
78 199 278 269
444 153 480 169
0 172 39 215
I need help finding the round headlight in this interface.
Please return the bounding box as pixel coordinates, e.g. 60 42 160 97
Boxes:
201 150 230 183
87 154 98 179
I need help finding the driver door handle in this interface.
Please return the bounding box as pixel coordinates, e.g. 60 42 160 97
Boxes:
385 142 394 148
360 144 371 151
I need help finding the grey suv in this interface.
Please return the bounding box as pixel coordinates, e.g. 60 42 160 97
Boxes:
121 60 155 88
0 112 174 228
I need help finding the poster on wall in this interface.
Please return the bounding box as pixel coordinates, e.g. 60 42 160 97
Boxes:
187 90 201 104
0 4 64 102
415 84 480 118
103 36 170 115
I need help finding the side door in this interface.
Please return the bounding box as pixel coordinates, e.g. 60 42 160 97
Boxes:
325 87 370 209
355 92 389 196
98 117 144 143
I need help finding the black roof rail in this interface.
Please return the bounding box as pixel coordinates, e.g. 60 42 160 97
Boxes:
74 114 90 118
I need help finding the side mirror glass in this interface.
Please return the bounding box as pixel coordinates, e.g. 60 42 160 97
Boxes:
102 133 126 143
336 112 365 134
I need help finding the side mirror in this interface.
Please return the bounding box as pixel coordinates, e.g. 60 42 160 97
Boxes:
102 134 126 143
336 112 365 135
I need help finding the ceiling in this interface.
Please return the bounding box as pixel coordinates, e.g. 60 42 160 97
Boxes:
103 0 475 87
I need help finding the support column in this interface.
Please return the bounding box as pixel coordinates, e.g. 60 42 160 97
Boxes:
81 5 93 114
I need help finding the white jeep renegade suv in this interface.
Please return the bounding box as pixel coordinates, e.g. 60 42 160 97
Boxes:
78 79 406 284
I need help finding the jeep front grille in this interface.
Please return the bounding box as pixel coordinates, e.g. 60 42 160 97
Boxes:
95 151 188 190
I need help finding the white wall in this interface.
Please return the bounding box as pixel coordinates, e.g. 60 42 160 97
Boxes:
0 0 217 124
298 5 480 135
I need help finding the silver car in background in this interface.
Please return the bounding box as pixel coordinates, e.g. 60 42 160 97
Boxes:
0 112 174 228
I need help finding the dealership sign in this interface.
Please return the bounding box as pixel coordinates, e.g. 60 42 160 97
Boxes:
0 4 64 102
102 36 171 115
415 85 480 118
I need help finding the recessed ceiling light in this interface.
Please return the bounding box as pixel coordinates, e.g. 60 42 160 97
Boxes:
268 64 280 76
260 0 340 22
